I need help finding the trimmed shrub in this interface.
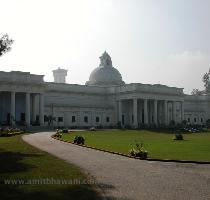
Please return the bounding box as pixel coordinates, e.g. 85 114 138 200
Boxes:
0 127 24 137
129 141 148 159
73 136 85 145
54 129 63 138
62 129 68 133
54 132 62 138
173 133 184 140
89 127 96 131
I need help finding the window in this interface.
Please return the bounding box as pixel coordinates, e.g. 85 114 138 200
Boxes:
58 117 63 122
106 117 110 123
84 116 88 123
132 115 134 123
122 115 125 125
21 113 25 121
72 116 76 123
194 118 196 123
96 116 100 123
201 118 203 123
44 115 48 122
188 118 190 122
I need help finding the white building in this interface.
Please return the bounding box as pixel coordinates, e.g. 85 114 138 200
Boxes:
0 52 208 128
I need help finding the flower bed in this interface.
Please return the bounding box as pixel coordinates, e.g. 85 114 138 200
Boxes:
0 127 25 137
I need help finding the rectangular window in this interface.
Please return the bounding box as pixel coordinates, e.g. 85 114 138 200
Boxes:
188 118 190 122
106 117 110 123
58 117 63 122
96 116 100 123
84 116 88 123
201 118 203 123
122 115 125 125
194 118 196 122
44 115 48 122
72 116 76 123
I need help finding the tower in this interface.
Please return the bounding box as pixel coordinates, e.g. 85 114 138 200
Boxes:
52 67 68 83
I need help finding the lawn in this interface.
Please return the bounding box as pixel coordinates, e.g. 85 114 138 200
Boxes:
62 130 210 161
0 135 101 200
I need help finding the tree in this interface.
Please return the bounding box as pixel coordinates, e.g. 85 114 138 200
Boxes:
191 88 203 95
202 71 210 88
0 34 13 56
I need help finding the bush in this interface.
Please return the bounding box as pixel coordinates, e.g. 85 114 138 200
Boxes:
173 133 184 140
0 127 24 137
89 127 96 131
54 129 63 138
129 141 148 159
54 133 62 138
73 136 85 145
62 129 68 133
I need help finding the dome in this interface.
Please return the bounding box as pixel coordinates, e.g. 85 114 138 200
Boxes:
86 51 125 86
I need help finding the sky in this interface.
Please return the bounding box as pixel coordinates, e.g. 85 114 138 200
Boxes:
0 0 210 94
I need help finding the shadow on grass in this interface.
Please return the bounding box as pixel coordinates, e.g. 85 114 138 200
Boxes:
0 184 102 200
0 182 131 200
0 149 41 174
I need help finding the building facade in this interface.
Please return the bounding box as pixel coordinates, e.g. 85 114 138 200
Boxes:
0 52 209 128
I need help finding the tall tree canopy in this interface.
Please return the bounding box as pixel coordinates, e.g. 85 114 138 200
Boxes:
0 34 13 57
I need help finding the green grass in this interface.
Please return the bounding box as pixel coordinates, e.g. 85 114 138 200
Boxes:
0 135 101 200
62 130 210 161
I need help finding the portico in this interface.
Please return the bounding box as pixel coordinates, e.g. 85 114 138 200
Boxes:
116 84 185 128
0 71 45 127
118 98 184 127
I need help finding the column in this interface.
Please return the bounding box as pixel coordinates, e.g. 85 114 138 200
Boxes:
25 92 30 127
11 91 16 126
144 99 148 124
39 93 44 126
164 100 168 125
154 99 157 125
133 98 138 127
172 101 176 123
32 94 37 122
118 100 122 125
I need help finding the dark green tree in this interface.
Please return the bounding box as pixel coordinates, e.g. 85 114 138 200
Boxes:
0 34 13 56
202 71 210 88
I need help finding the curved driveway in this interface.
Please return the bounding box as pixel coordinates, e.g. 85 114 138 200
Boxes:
23 132 210 200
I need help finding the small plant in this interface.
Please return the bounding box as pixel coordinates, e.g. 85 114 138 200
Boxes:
73 136 85 145
55 133 62 138
0 127 24 137
89 127 96 131
62 129 69 133
129 140 148 159
173 133 184 140
54 130 63 138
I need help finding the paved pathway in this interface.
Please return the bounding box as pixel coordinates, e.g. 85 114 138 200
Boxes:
23 132 210 200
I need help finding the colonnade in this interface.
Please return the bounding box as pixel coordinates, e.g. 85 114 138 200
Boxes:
118 98 184 127
9 91 44 127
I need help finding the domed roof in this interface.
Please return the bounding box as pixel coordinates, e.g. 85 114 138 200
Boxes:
86 51 125 86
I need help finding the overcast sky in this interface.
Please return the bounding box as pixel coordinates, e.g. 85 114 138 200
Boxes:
0 0 210 94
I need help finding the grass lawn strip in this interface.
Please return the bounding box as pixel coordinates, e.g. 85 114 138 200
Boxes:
61 130 210 162
0 135 102 200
